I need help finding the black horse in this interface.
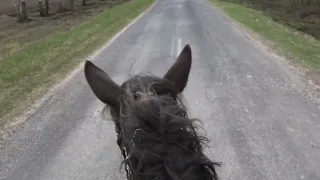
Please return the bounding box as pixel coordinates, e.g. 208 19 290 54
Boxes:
84 44 220 180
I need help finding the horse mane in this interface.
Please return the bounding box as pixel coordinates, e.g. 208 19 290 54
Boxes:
107 74 221 180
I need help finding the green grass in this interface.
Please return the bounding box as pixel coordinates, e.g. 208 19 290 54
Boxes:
211 0 320 72
0 0 154 127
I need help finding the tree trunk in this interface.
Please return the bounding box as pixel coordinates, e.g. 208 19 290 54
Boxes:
12 0 19 14
44 0 49 16
82 0 86 6
39 0 50 16
39 0 44 16
17 0 29 22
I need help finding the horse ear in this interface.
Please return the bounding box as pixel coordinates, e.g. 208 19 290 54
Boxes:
164 44 192 92
84 60 123 108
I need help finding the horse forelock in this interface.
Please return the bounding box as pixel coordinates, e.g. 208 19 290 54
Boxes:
106 74 220 180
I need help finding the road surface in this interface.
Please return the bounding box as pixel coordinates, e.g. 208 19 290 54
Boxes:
1 0 320 179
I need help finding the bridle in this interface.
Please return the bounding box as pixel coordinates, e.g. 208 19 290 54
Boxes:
116 130 133 180
116 128 141 180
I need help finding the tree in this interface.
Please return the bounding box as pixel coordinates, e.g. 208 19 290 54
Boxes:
14 0 29 22
39 0 50 17
83 0 86 6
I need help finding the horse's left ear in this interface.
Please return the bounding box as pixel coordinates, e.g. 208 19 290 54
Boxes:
84 60 123 109
164 44 192 92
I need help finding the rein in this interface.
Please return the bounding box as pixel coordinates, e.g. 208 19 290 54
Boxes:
117 129 141 180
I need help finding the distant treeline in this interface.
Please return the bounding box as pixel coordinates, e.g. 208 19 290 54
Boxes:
13 0 129 22
222 0 320 39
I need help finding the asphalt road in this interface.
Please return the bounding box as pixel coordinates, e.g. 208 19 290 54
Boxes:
1 0 320 179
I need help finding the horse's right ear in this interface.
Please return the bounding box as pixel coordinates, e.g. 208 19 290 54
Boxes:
84 60 123 108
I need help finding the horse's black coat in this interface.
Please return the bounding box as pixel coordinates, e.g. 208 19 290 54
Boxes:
84 45 221 180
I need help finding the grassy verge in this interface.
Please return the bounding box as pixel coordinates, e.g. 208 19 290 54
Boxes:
210 0 320 72
0 0 154 127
